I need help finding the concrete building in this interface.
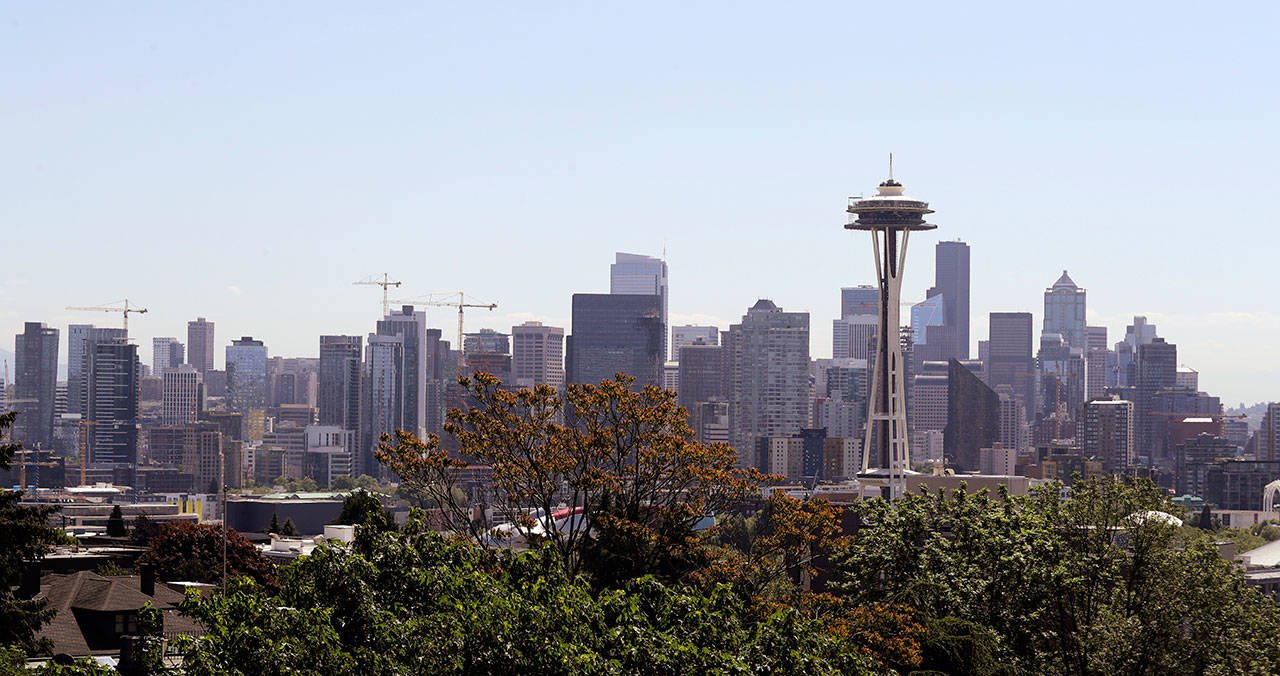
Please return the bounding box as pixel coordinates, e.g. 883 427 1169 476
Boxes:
304 425 354 488
1135 338 1177 464
832 314 878 361
979 444 1017 476
13 322 59 448
724 300 809 467
161 365 203 425
840 285 879 318
187 317 215 376
318 335 362 433
510 321 564 391
463 328 509 356
566 293 663 389
610 252 668 359
1263 403 1280 462
670 325 718 362
361 334 403 477
1081 398 1134 474
151 337 184 377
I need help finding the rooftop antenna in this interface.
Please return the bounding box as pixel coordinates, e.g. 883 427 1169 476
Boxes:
888 153 894 181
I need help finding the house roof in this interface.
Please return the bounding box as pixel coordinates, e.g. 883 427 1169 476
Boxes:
36 571 202 656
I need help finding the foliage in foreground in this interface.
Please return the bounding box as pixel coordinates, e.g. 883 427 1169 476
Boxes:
173 513 878 675
835 476 1280 675
0 411 60 656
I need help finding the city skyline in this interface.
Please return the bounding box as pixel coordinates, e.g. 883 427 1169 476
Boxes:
3 4 1277 403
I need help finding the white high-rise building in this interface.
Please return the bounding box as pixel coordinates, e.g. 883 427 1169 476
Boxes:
610 252 669 359
671 325 718 362
510 321 564 391
979 445 1017 476
724 300 809 466
152 337 185 377
161 365 203 425
832 314 878 360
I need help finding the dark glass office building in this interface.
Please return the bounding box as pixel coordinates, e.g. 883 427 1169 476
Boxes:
566 294 663 389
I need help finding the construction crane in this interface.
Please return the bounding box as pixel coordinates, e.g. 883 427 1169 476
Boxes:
77 421 97 488
353 273 402 317
393 292 498 380
66 299 148 333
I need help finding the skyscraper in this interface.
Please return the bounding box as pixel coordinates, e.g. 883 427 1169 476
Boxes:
377 305 428 438
87 339 140 464
724 300 810 467
910 294 945 345
161 365 204 425
566 293 663 389
226 337 268 413
670 325 719 362
1082 398 1134 474
840 285 879 317
987 312 1035 420
944 358 1000 472
1135 337 1177 464
677 343 727 437
928 240 970 360
319 335 363 432
610 253 669 359
1262 403 1280 462
463 329 510 355
13 322 59 448
68 325 126 416
361 333 403 476
511 321 564 390
152 337 185 377
832 314 878 360
1043 271 1087 350
187 317 215 375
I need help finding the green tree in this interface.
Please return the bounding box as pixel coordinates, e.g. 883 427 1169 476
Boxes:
331 489 395 533
331 474 379 491
173 512 877 675
0 411 60 655
130 514 160 546
265 512 281 535
834 476 1280 674
272 476 319 493
378 373 769 583
105 505 126 537
280 518 299 537
138 521 275 588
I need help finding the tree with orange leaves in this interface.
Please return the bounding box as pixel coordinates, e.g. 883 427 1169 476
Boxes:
377 372 768 582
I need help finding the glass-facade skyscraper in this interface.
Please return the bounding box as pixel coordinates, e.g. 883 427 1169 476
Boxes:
610 253 669 360
1043 270 1087 350
13 322 59 448
226 337 268 413
566 293 663 389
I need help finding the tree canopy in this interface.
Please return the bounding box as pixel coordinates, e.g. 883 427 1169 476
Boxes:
0 411 60 655
137 521 275 588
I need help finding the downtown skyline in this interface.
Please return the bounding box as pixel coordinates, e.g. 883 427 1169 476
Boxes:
3 3 1277 404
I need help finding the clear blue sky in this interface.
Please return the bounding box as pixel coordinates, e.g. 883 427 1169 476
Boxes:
3 2 1277 405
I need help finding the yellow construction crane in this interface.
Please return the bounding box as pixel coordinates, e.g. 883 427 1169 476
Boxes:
66 299 148 333
353 273 402 317
393 292 498 380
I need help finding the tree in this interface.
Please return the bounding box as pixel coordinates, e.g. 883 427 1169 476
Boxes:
280 518 299 537
272 476 319 493
172 512 878 675
332 474 379 491
331 489 395 533
130 514 160 546
0 411 60 655
265 513 281 535
137 521 275 588
378 373 769 582
834 476 1280 674
105 505 126 537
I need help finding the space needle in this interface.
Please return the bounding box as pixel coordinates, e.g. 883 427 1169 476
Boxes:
846 163 936 498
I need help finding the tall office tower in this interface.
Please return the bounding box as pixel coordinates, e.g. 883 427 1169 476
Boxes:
670 325 719 362
846 177 936 488
1175 367 1199 391
1081 399 1134 474
462 329 510 356
1135 337 1177 464
319 335 363 432
377 305 427 439
266 357 318 408
1114 316 1157 387
225 337 267 415
1038 332 1086 422
1086 326 1108 352
997 388 1028 452
13 322 59 447
677 343 726 436
511 321 564 390
87 339 140 464
910 295 944 346
832 314 878 360
151 337 184 377
1043 271 1087 350
161 365 203 425
304 425 355 488
1085 348 1109 402
840 285 880 317
723 300 810 467
67 325 126 416
911 364 950 435
361 334 403 476
1262 403 1280 462
988 312 1035 421
187 317 216 375
610 253 669 359
566 294 663 389
926 240 970 360
944 358 1000 472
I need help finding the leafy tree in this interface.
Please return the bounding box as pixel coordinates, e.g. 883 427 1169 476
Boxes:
0 411 60 655
265 512 281 535
130 513 160 546
272 476 319 493
137 521 275 588
378 373 769 582
93 561 127 577
331 489 396 533
331 474 380 491
105 505 126 537
173 512 878 675
834 476 1280 674
280 518 299 537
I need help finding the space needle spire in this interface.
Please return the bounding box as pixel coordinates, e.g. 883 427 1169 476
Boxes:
845 168 937 498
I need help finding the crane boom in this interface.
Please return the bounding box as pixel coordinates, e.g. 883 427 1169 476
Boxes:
66 299 148 333
353 273 402 317
390 292 498 380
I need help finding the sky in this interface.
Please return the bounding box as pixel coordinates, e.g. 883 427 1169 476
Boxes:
2 2 1278 405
